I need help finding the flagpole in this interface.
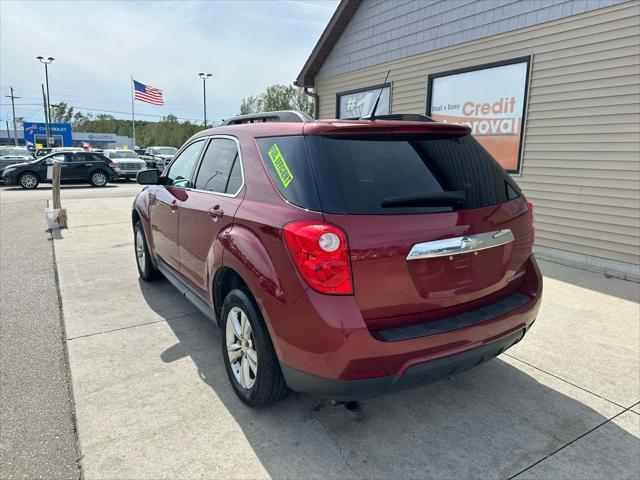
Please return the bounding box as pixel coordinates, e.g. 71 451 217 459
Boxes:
130 75 136 148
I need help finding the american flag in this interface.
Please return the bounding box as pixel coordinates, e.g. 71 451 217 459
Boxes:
133 80 164 105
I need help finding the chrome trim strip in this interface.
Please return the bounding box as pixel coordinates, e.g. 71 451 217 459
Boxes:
406 229 514 261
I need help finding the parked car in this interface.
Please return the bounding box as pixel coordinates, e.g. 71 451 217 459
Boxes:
33 148 53 158
140 146 177 170
132 111 542 407
103 149 147 179
0 146 32 175
51 147 84 153
1 151 118 189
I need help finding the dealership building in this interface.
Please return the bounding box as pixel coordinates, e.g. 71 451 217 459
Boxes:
296 0 640 281
1 122 132 149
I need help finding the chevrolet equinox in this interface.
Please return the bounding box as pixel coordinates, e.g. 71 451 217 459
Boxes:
132 111 542 407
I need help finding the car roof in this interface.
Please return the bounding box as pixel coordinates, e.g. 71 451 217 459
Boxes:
191 118 470 139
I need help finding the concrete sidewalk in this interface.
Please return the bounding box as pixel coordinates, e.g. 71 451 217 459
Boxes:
54 194 639 479
0 195 81 480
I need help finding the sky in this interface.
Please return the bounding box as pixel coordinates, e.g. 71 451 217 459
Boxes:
0 0 338 128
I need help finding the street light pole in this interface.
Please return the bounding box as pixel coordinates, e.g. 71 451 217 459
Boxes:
37 56 54 145
198 73 212 128
41 84 51 147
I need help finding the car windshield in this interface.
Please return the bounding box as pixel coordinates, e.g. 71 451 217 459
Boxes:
0 148 30 157
109 151 139 159
152 147 176 155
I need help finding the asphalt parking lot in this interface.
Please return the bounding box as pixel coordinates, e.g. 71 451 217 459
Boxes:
1 182 639 479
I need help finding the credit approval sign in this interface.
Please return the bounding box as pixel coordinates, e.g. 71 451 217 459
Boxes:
427 57 531 173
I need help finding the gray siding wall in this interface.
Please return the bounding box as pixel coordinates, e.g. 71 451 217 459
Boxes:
315 2 640 281
318 0 629 79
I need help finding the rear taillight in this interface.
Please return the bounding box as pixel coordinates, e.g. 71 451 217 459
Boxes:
527 200 535 246
283 221 353 295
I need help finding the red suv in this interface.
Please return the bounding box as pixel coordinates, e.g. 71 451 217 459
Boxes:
132 111 542 407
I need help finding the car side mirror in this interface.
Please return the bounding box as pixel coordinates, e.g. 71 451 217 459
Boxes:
137 169 160 185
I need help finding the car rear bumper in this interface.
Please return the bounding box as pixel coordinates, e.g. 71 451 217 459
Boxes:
266 255 542 400
281 328 527 401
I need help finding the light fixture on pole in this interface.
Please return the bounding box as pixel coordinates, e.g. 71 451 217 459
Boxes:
198 73 212 128
37 56 55 145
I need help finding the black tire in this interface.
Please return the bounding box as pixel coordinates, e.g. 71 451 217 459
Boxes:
134 221 161 281
89 170 108 187
18 172 39 190
221 288 288 407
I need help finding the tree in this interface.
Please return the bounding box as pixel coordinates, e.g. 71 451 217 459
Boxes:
239 84 313 116
71 110 205 148
49 102 87 124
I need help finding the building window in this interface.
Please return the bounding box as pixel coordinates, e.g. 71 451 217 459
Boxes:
336 84 391 119
426 56 531 174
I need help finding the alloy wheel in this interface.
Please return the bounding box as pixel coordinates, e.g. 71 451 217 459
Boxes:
92 172 107 186
135 229 146 273
225 306 258 389
20 174 37 189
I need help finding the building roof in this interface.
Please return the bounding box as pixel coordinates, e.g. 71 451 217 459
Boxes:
294 0 361 88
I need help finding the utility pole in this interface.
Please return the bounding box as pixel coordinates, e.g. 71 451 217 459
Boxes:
41 84 51 146
5 87 20 145
6 120 12 144
198 73 212 128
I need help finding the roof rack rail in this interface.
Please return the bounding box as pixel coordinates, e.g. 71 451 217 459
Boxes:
356 113 434 122
221 110 313 126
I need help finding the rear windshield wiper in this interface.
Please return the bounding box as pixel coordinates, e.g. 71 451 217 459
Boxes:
381 191 465 208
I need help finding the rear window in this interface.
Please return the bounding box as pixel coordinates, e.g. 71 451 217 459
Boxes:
305 134 520 215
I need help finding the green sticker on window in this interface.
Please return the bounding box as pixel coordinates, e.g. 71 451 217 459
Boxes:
268 143 293 188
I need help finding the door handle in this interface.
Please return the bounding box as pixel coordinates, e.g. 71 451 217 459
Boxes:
170 201 179 212
208 206 224 221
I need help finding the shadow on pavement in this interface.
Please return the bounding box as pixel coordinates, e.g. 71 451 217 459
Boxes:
538 259 639 303
140 279 639 479
1 184 118 191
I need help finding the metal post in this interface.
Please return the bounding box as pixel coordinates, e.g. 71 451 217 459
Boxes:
37 56 54 145
198 73 212 128
41 84 51 146
6 120 12 144
44 63 51 122
202 77 207 128
131 75 136 148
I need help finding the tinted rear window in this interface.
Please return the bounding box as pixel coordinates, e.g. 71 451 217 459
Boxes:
306 134 520 215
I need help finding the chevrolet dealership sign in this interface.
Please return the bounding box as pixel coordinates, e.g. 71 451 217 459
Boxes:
23 122 73 147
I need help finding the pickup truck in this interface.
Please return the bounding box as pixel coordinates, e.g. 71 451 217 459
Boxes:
139 146 177 170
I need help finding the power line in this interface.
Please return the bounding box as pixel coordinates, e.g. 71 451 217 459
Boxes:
0 103 42 106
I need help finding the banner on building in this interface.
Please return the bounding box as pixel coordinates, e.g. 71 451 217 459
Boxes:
426 57 531 173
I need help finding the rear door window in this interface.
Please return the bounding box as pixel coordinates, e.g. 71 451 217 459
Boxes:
194 138 243 195
306 134 520 215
